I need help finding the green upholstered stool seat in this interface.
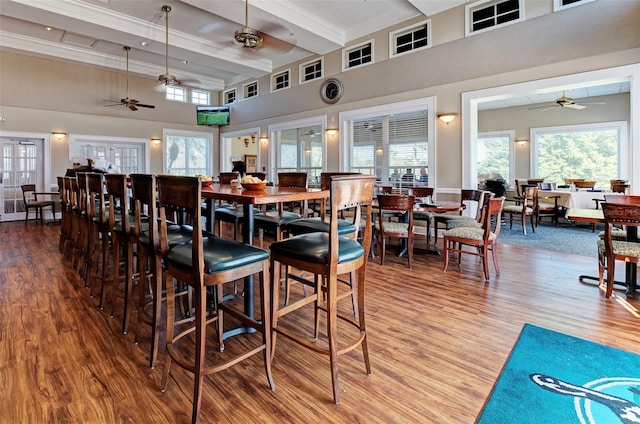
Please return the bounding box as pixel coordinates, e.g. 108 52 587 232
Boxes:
284 216 357 236
138 224 194 248
269 232 364 265
253 210 302 228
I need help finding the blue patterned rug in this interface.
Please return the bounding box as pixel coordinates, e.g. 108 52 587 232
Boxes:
476 324 640 424
498 220 601 256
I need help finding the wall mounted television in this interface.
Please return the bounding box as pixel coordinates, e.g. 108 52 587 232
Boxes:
196 105 230 126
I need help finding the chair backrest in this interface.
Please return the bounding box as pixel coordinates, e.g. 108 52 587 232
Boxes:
574 180 596 189
521 186 539 211
538 182 555 190
527 178 544 185
156 175 203 280
21 184 37 204
611 183 629 193
484 179 506 198
375 185 393 195
219 172 239 184
604 194 640 205
75 172 89 213
564 178 585 185
277 172 308 188
328 174 376 263
86 173 107 224
130 174 157 243
317 172 361 218
482 197 506 240
601 202 640 253
408 186 433 203
610 179 627 186
246 172 266 181
104 174 129 230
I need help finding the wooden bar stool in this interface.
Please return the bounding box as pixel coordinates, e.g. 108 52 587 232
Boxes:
269 174 376 404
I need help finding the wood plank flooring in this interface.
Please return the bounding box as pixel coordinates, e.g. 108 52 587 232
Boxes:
0 221 638 423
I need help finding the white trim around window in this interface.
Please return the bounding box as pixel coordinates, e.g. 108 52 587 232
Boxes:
465 0 524 37
342 39 375 72
389 19 431 59
553 0 596 12
299 57 324 85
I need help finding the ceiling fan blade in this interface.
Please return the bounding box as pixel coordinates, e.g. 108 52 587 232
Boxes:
537 106 557 112
565 103 586 110
129 104 138 111
135 103 155 109
528 104 555 110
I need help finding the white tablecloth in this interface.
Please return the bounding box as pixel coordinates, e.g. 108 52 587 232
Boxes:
540 190 604 209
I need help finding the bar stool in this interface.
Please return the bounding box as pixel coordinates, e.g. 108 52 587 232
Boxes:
86 172 112 307
157 175 274 424
269 174 376 404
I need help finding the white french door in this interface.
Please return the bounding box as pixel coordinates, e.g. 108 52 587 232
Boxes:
69 135 148 175
0 136 46 222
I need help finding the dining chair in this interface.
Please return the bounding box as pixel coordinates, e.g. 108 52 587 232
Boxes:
564 178 585 185
157 175 273 424
57 176 72 253
86 172 112 306
597 202 640 298
407 186 434 248
269 174 376 404
374 193 415 268
503 185 538 235
432 189 485 246
443 197 505 281
574 180 596 189
21 184 56 226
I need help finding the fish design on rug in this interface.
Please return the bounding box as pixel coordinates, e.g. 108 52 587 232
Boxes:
530 373 640 423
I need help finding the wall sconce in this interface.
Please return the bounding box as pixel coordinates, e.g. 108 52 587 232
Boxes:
326 128 338 137
437 113 458 125
260 136 269 144
516 139 528 146
151 138 162 145
52 132 67 141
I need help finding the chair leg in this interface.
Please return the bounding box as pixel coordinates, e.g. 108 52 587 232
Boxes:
491 244 500 276
161 275 176 392
605 259 615 299
443 239 450 272
326 274 340 405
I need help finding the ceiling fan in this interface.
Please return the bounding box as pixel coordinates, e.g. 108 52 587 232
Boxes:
234 0 263 48
104 46 155 111
529 91 605 112
158 5 178 86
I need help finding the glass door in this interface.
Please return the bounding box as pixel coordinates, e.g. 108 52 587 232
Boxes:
0 137 45 222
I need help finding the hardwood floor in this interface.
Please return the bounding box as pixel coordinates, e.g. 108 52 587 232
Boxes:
0 221 638 423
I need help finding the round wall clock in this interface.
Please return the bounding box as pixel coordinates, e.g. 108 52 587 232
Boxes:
321 78 343 104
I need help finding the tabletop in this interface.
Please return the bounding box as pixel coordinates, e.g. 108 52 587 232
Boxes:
566 208 604 224
201 184 328 205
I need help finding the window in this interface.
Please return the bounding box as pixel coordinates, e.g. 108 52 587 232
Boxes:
531 122 627 189
554 0 595 11
346 109 429 186
191 89 210 105
272 122 324 183
466 0 522 36
166 86 186 102
477 131 514 188
271 69 290 92
69 135 147 175
390 21 430 57
299 58 323 84
164 130 212 176
243 81 258 99
343 40 373 71
224 88 236 104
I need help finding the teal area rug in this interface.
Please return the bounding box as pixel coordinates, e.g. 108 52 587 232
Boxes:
498 220 601 256
476 324 640 424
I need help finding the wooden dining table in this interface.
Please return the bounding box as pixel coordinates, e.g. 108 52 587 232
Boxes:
567 207 638 298
200 183 329 336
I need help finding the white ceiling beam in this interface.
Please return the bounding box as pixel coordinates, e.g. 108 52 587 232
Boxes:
408 0 469 17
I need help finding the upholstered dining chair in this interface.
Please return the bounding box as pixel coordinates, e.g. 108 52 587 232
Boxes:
432 189 486 246
269 174 376 405
21 184 56 225
157 175 273 424
574 180 596 189
503 185 538 235
597 202 640 298
374 193 415 268
408 186 434 248
443 197 505 281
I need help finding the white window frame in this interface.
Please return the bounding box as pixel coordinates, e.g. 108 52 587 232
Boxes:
166 85 187 102
243 80 259 99
223 88 237 105
342 40 374 72
477 130 515 188
191 89 210 105
465 0 524 37
553 0 596 12
530 121 628 186
339 97 436 191
271 69 291 92
162 128 213 176
389 20 431 58
299 58 324 84
68 133 150 174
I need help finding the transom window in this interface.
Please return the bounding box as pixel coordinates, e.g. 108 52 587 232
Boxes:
166 86 186 102
244 81 258 99
224 88 236 104
191 89 210 105
300 58 323 83
466 0 522 36
554 0 595 11
390 21 430 57
343 41 373 71
271 69 290 92
531 121 628 189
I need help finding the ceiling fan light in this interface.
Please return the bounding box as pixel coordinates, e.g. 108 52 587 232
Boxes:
158 73 178 86
234 27 262 48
